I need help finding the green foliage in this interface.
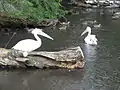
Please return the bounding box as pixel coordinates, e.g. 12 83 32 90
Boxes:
0 0 66 21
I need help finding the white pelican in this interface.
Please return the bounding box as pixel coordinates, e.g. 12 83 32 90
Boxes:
81 26 98 45
12 28 53 57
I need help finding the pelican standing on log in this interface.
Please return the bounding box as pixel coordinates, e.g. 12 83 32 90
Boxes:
81 26 98 45
12 28 53 57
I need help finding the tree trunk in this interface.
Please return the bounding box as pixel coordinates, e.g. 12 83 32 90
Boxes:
0 46 85 69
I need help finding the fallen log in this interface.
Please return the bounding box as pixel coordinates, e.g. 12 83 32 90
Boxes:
0 46 85 69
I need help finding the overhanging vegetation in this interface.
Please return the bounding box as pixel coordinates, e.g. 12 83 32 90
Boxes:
0 0 66 21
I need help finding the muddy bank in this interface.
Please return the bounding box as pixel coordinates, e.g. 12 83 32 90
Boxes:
0 12 60 28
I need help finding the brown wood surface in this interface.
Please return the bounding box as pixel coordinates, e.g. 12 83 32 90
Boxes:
0 46 85 69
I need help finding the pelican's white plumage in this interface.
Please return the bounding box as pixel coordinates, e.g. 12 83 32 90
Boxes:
81 26 98 45
12 28 53 57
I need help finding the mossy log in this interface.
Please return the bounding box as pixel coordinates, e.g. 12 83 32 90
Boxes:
0 46 85 69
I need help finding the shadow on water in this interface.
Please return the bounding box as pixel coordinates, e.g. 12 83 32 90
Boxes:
0 8 120 90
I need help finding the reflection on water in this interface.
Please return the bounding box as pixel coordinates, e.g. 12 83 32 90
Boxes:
83 44 98 61
0 8 120 90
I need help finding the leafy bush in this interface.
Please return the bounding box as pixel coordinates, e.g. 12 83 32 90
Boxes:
0 0 66 21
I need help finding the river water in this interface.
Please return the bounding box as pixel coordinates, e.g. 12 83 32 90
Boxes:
0 8 120 90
